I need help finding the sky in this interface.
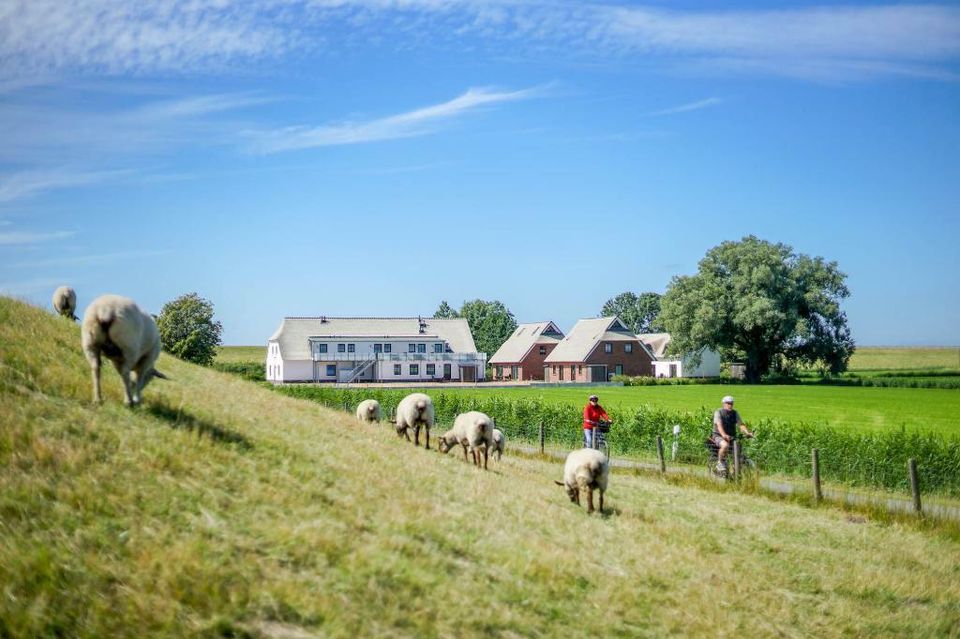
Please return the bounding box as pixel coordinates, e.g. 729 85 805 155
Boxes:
0 0 958 347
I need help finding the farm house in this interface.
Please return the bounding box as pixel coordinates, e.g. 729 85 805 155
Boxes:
266 316 487 383
488 321 564 381
543 317 655 382
639 332 722 378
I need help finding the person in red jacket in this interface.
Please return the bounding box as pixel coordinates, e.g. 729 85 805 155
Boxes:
582 394 610 449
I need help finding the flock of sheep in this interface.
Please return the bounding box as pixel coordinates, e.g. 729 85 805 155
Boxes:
51 286 609 514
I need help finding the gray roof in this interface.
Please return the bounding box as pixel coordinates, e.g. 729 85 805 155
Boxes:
545 316 652 363
638 333 671 359
488 321 564 364
269 317 479 359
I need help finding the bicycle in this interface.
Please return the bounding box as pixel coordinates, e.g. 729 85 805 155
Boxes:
704 433 755 480
586 420 612 459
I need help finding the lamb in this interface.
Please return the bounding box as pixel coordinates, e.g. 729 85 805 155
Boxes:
490 428 506 462
51 286 77 320
80 294 167 407
394 392 435 449
555 448 610 514
356 399 381 423
437 410 495 469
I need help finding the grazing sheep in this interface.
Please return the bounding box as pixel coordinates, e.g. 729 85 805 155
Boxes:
51 286 77 320
555 448 609 514
81 294 167 407
490 428 506 462
437 410 495 469
356 399 381 423
394 392 435 449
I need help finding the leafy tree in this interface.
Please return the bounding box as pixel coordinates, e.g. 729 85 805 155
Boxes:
659 236 854 382
433 300 458 319
157 292 223 366
601 291 664 333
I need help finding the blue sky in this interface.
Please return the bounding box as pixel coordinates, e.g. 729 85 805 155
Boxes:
1 1 958 346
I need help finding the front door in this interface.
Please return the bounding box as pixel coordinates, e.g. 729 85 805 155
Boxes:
461 366 476 382
589 365 607 382
443 364 452 380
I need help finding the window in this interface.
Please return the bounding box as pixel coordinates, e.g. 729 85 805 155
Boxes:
408 343 416 353
434 343 443 353
578 365 582 374
374 343 382 353
393 364 402 375
410 364 419 375
347 343 355 353
384 344 392 353
539 346 546 356
625 343 633 353
511 365 518 379
318 343 328 354
559 366 564 381
326 364 336 376
337 343 346 353
496 366 503 377
604 343 613 353
426 364 436 376
417 343 426 353
570 365 576 378
615 364 624 375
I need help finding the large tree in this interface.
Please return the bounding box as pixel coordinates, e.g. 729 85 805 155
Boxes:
434 299 517 356
156 292 223 366
601 291 664 334
659 236 854 382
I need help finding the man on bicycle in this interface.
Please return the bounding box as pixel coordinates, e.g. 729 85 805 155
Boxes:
712 395 754 472
583 394 610 449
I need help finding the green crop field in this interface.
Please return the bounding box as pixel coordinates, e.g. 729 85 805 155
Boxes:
849 346 960 371
215 345 265 363
4 296 960 637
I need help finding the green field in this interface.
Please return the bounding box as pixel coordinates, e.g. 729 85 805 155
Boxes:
3 297 960 637
848 347 960 371
215 345 265 363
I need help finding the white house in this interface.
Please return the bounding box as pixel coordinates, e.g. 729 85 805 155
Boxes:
266 316 487 383
638 333 722 378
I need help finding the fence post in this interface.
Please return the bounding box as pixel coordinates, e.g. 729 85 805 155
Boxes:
539 421 545 455
812 448 822 504
908 458 922 516
343 400 348 412
732 440 741 481
656 435 666 473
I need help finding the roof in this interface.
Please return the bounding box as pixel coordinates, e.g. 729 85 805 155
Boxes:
638 333 671 359
488 321 564 364
269 317 479 359
544 317 652 363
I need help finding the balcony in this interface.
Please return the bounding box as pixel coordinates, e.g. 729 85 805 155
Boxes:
312 351 486 364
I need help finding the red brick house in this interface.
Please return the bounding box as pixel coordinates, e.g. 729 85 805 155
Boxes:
489 321 564 381
543 316 655 382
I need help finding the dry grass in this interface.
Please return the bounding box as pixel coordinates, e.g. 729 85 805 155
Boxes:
2 297 960 638
215 346 266 364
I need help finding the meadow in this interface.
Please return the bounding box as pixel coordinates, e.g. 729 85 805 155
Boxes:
3 296 960 638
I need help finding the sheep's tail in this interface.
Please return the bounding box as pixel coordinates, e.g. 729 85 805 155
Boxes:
416 400 426 412
554 480 565 486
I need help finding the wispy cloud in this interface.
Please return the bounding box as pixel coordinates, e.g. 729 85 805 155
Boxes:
0 230 75 245
0 169 131 203
10 249 172 268
646 97 723 117
0 277 73 296
248 85 548 153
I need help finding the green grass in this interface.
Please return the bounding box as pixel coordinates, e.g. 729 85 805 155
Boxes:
849 346 960 371
3 297 960 637
215 346 265 364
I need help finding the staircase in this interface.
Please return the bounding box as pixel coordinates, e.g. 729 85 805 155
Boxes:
341 358 377 384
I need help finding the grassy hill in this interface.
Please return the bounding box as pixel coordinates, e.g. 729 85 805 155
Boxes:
3 296 960 638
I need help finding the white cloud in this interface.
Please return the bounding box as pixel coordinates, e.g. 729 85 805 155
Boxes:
0 169 130 203
248 85 547 153
646 97 723 117
0 230 75 245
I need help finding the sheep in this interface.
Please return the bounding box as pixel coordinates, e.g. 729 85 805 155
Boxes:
80 294 167 407
51 286 77 320
554 448 610 514
394 392 435 449
356 399 381 423
490 428 506 462
437 410 495 469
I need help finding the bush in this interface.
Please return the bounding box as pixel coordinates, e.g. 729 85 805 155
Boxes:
212 362 265 382
157 293 223 366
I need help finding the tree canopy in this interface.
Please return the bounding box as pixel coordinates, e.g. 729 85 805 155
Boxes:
156 292 223 366
659 236 854 382
433 299 517 356
601 291 664 334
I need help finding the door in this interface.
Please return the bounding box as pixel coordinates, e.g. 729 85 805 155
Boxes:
461 366 476 382
588 365 607 382
443 364 452 380
669 364 678 378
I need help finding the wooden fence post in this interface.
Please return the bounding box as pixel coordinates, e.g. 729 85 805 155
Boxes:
812 448 822 504
732 440 741 481
656 435 666 473
539 421 545 455
342 401 348 412
909 458 922 516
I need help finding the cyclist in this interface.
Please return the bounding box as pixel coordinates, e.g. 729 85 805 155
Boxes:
582 394 610 449
712 395 754 473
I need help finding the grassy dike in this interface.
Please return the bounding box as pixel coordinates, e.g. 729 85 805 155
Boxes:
2 296 960 638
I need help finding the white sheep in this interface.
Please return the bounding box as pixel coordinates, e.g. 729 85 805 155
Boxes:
80 294 167 407
51 286 77 320
490 427 506 462
555 448 610 514
394 392 435 449
437 410 495 469
356 399 381 423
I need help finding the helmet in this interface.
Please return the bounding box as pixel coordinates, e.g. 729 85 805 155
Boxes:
722 395 734 404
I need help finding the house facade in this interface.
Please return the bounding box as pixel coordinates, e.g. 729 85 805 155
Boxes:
266 316 486 383
488 321 564 381
543 317 655 382
639 332 722 378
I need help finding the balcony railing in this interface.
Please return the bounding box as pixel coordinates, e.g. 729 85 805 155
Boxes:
312 351 486 364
